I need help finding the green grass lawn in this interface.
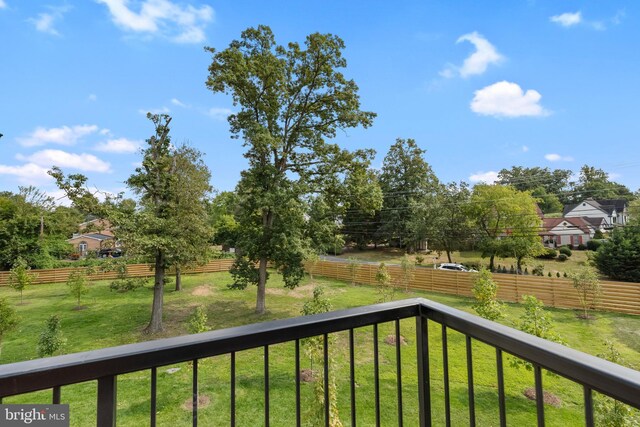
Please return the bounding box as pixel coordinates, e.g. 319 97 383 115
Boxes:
338 247 592 276
1 271 638 426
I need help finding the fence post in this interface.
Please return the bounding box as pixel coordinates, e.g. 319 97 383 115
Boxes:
97 375 117 427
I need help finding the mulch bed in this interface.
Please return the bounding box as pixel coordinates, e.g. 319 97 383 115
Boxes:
523 387 562 407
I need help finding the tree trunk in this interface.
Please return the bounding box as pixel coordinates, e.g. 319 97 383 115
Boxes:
516 257 523 274
175 267 182 291
145 250 165 333
256 257 268 314
446 251 452 263
489 254 496 271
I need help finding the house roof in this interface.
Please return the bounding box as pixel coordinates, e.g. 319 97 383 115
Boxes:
541 217 591 234
67 233 113 242
583 216 606 228
563 199 608 216
595 199 627 215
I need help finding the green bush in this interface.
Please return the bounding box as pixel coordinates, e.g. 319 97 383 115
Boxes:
577 244 587 250
188 306 210 334
557 254 568 262
37 315 66 357
536 248 558 259
587 239 604 251
110 278 146 292
559 246 573 257
532 264 544 276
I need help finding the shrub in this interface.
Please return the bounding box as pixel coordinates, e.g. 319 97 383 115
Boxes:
556 272 561 278
587 239 603 251
536 248 558 259
594 226 640 282
559 246 572 257
593 229 605 240
414 255 424 265
472 268 505 321
569 267 601 319
188 306 210 334
37 315 66 357
0 297 18 345
532 264 544 276
577 244 587 251
557 254 568 262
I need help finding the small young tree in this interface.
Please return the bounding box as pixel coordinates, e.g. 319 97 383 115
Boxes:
347 257 359 286
375 262 394 303
0 297 18 357
67 269 90 309
595 340 640 426
570 267 602 319
472 268 505 321
188 306 210 334
400 254 416 292
305 250 320 281
8 257 36 304
37 315 66 357
300 288 343 427
512 295 563 370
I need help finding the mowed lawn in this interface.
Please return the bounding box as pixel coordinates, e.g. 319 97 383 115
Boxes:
1 270 639 426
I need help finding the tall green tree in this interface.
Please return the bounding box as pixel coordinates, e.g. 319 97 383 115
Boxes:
341 168 383 249
497 166 571 206
205 25 375 314
417 182 473 262
467 184 542 271
569 165 634 203
51 114 213 333
594 226 640 282
378 138 439 252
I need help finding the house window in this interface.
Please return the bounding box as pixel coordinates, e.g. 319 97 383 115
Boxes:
79 241 88 254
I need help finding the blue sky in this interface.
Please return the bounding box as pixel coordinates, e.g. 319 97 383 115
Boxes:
1 1 638 203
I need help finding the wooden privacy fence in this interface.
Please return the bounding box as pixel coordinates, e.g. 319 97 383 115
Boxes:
306 260 640 316
1 258 639 316
0 259 234 287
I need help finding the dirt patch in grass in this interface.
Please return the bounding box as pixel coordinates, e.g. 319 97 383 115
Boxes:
182 394 211 410
384 334 407 346
523 387 562 407
299 369 315 382
191 285 214 297
266 284 315 299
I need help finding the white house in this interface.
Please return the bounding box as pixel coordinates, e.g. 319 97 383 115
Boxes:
541 217 595 248
563 198 629 227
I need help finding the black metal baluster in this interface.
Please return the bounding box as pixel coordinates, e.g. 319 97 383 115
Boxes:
466 336 475 427
231 352 236 427
373 323 380 427
349 328 356 427
97 375 117 427
295 340 301 427
416 315 431 427
395 319 404 427
534 365 545 427
192 360 198 427
52 386 61 404
150 367 157 427
264 345 270 427
442 325 451 427
584 386 594 427
496 349 506 427
324 333 330 427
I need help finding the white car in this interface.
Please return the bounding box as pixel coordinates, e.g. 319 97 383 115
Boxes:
437 263 477 272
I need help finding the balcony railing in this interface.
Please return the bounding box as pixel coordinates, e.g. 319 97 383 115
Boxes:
1 298 639 426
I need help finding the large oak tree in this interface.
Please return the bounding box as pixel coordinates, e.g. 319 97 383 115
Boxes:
205 26 375 314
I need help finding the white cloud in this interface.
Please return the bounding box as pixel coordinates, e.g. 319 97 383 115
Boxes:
207 107 232 121
0 1 7 9
28 6 70 35
550 11 582 27
456 32 504 78
97 0 214 43
469 171 499 184
0 163 52 184
94 138 141 153
522 145 529 152
88 93 97 101
21 149 111 172
171 98 188 108
470 81 550 118
544 153 573 162
17 124 100 147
